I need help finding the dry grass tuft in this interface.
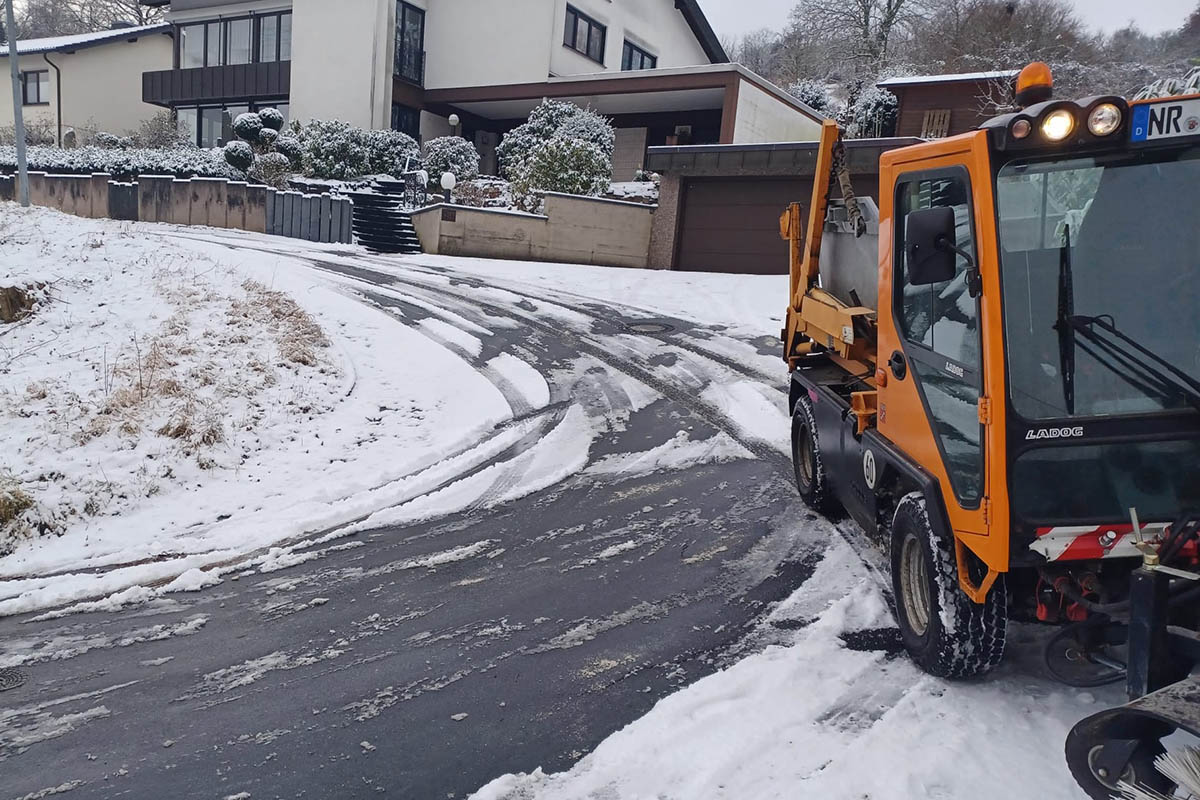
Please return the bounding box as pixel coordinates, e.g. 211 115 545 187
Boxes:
0 481 33 525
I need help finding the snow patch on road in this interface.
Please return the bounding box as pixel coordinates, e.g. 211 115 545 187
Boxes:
418 317 484 357
487 352 551 410
585 431 753 479
702 380 790 455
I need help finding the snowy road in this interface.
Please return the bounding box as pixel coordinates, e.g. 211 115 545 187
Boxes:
0 232 851 799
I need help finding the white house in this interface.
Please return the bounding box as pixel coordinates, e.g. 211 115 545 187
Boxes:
0 24 173 146
139 0 823 177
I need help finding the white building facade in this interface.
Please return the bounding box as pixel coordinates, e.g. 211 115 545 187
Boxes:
0 25 173 146
140 0 822 175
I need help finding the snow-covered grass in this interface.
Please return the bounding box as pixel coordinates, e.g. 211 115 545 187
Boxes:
0 204 513 615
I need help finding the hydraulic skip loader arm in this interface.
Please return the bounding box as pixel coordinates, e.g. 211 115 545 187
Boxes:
781 120 877 378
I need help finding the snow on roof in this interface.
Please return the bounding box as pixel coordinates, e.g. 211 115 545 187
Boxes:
877 70 1019 88
0 23 170 57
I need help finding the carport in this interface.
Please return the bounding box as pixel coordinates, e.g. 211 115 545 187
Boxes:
644 138 920 273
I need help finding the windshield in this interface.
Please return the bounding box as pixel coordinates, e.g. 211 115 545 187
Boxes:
996 147 1200 420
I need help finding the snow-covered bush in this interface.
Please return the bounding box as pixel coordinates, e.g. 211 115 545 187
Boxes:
0 144 237 179
366 129 420 176
251 151 292 188
274 135 303 169
843 86 899 138
133 111 192 149
233 112 264 144
496 100 614 179
422 136 480 185
93 132 121 149
496 122 545 180
556 113 615 160
223 140 255 172
789 78 836 116
509 137 612 213
528 99 586 134
0 118 56 147
258 107 286 132
223 109 297 179
299 119 372 179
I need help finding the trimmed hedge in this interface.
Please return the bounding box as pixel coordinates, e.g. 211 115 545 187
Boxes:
0 145 238 180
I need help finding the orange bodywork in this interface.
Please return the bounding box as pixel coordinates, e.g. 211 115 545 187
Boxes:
784 127 1013 600
877 131 1010 583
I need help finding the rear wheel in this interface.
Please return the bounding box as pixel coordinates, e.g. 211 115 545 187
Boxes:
890 492 1006 678
791 395 840 516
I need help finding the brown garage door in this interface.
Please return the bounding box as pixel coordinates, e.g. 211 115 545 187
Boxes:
675 178 807 274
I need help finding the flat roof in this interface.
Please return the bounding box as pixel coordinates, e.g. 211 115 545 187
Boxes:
426 63 825 124
877 70 1019 88
0 23 170 57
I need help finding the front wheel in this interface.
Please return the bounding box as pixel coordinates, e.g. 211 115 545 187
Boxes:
890 492 1006 679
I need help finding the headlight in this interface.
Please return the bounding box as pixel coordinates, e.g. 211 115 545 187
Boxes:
1041 109 1076 141
1088 103 1122 136
1012 119 1032 140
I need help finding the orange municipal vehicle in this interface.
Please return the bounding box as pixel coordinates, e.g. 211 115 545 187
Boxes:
781 64 1200 797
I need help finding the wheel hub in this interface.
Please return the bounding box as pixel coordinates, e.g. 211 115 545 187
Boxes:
900 533 932 637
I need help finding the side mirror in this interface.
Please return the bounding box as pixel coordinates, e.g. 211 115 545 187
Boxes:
906 206 959 286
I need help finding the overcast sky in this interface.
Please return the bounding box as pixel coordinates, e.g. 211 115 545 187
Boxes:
700 0 1195 40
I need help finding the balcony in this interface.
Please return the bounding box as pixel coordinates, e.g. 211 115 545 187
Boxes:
143 62 291 107
395 48 425 87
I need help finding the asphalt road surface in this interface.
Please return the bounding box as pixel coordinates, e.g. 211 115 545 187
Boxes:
0 238 855 800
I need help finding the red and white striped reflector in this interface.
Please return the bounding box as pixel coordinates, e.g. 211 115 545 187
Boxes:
1032 522 1169 562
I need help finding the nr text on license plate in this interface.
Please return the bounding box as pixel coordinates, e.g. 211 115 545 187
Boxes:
1131 97 1200 142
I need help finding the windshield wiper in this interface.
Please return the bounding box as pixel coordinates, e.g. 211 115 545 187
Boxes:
1067 314 1200 412
1054 225 1076 414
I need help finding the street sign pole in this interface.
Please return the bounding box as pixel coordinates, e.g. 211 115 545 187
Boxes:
4 0 30 207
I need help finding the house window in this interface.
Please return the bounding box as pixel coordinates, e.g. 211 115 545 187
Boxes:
258 12 292 62
179 23 204 68
225 17 252 65
392 103 420 141
621 41 656 71
279 14 292 60
395 2 426 85
21 70 49 105
564 6 606 64
921 109 952 138
176 13 291 68
178 101 288 148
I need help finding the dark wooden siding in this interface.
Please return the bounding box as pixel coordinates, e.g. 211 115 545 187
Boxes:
892 80 1009 139
143 62 291 107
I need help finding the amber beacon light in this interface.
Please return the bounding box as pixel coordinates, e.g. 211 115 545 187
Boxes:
1015 61 1054 108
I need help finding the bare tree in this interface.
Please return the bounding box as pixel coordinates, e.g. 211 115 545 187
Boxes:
724 28 784 78
14 0 163 38
789 0 928 74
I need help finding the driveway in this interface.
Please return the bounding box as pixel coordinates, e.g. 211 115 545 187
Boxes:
0 239 846 799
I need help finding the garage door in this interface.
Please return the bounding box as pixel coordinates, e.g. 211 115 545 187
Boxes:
675 178 807 274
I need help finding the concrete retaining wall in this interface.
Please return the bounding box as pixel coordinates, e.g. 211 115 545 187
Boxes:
0 172 346 243
411 193 655 269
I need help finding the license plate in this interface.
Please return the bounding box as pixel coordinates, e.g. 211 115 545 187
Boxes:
1130 96 1200 142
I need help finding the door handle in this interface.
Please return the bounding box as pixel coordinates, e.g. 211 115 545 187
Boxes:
889 350 907 380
